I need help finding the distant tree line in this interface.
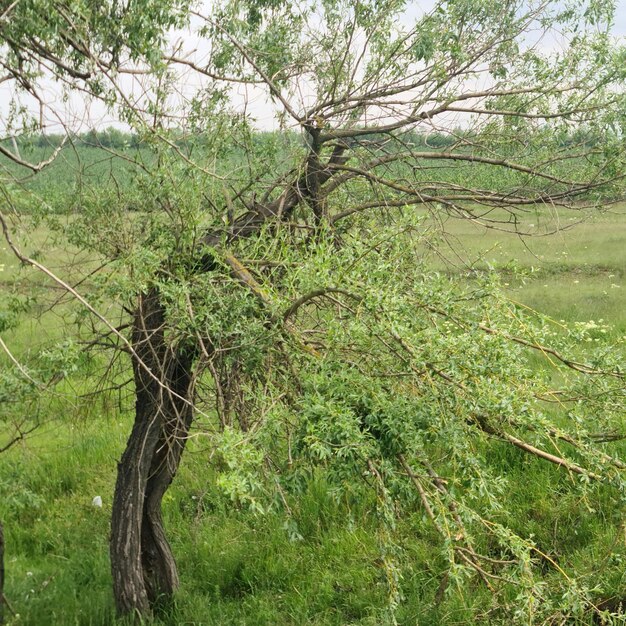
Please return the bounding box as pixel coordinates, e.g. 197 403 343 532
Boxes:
2 127 467 153
4 126 607 155
7 127 141 150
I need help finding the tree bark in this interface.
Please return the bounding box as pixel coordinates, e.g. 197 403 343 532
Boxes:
110 289 195 617
141 348 194 605
109 142 348 618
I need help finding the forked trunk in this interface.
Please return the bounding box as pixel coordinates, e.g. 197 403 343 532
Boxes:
110 289 195 617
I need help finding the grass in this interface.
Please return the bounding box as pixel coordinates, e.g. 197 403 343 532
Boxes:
1 150 625 625
0 423 389 625
426 204 626 338
4 422 626 625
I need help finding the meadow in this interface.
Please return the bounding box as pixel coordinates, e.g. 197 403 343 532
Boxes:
0 145 625 625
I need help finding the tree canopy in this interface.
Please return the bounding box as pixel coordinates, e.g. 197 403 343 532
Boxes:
1 0 626 622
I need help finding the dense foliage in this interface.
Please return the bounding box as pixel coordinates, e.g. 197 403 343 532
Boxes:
1 0 626 623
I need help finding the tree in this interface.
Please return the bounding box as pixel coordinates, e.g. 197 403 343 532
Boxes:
1 0 626 622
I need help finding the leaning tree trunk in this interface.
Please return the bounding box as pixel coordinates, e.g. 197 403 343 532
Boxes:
110 289 195 617
140 348 194 605
108 139 348 618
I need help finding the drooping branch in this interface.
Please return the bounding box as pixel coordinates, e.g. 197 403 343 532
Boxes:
0 208 206 419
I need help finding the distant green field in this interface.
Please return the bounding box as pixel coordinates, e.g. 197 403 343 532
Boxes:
0 144 152 215
429 204 626 337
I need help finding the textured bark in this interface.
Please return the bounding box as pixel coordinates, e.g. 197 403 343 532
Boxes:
110 289 195 617
141 349 194 604
304 126 324 223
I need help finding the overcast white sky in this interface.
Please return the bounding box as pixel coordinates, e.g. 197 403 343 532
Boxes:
616 1 626 34
1 0 625 135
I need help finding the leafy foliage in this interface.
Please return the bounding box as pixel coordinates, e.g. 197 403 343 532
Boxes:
1 0 626 622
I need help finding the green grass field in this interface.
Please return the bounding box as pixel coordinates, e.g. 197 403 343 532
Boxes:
435 205 626 335
1 150 625 625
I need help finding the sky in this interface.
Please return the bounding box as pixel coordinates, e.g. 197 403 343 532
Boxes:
616 1 626 34
1 0 625 135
